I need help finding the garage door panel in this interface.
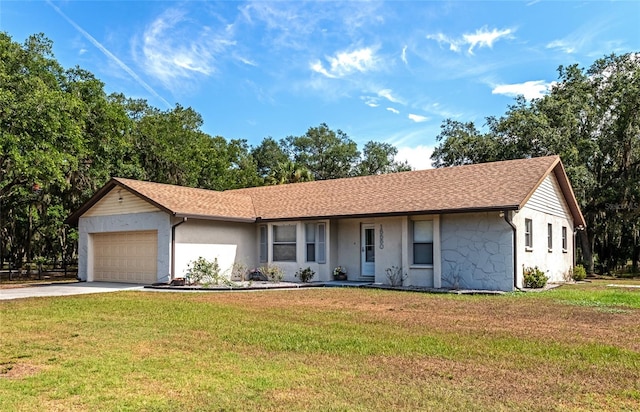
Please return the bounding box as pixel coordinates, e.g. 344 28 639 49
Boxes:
93 231 157 284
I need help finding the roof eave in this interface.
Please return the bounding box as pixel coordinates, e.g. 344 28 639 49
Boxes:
255 205 520 223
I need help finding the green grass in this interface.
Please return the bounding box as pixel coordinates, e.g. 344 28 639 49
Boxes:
1 281 639 411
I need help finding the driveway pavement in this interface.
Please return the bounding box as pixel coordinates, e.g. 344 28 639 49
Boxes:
0 282 145 300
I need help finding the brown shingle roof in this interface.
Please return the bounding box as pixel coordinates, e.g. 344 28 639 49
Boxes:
111 178 257 221
66 156 585 227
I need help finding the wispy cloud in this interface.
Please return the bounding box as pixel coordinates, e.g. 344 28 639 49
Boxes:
311 47 380 78
427 26 514 55
492 80 552 100
361 96 380 107
387 107 400 114
546 18 612 55
408 114 429 123
377 89 403 104
401 45 408 64
46 0 170 107
137 7 236 90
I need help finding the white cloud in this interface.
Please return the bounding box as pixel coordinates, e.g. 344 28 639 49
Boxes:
463 27 513 54
377 89 403 104
492 80 553 100
396 145 434 170
137 8 236 90
361 96 379 107
546 39 576 54
426 33 461 52
387 107 400 114
427 26 514 55
401 45 408 64
311 47 379 78
408 114 429 123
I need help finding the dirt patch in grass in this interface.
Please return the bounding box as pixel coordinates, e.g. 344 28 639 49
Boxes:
0 362 42 379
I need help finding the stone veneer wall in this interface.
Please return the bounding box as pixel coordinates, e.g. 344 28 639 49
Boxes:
440 212 514 291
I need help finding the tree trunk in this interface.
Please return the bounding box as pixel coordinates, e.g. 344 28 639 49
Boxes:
579 230 595 274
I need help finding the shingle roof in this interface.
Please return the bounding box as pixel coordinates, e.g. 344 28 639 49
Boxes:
111 178 257 221
66 156 586 227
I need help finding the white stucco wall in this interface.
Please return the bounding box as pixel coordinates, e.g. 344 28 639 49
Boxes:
513 174 575 286
78 211 171 282
440 212 514 291
174 219 257 280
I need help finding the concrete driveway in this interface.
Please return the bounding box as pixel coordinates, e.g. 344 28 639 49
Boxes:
0 282 145 300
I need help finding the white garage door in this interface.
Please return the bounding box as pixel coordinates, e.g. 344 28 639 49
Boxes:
92 231 158 284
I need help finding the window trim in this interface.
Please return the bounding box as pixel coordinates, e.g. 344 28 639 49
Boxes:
562 226 568 253
412 220 434 266
272 224 297 262
547 223 553 252
259 225 268 263
525 218 533 251
305 223 316 262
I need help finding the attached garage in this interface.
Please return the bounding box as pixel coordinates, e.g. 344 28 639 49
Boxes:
92 231 158 283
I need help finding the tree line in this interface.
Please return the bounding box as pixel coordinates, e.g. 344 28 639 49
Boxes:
431 52 640 274
0 33 409 270
2 32 638 276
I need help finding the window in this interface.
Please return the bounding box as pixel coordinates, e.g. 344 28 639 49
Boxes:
305 223 315 262
562 226 568 252
273 225 296 261
305 223 326 263
525 219 533 249
317 223 326 263
259 225 268 263
547 223 553 251
413 220 433 265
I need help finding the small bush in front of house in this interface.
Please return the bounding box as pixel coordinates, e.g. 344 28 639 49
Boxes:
572 264 587 281
385 266 408 287
295 267 315 283
186 257 221 285
523 266 548 289
259 265 284 283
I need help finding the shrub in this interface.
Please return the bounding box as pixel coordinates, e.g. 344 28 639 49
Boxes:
259 265 284 283
186 257 221 285
572 264 587 281
385 266 407 287
295 267 315 283
523 266 548 289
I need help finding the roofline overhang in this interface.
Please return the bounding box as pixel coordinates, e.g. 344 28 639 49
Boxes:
517 156 586 228
64 178 174 226
253 205 520 223
173 213 256 224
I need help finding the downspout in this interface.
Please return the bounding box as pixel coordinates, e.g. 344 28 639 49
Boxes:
171 217 187 280
503 210 519 290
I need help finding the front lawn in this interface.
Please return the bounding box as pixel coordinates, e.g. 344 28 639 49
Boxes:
1 281 639 411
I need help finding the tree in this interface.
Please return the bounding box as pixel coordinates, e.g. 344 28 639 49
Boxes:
357 141 412 175
251 137 290 181
265 161 314 185
286 123 360 180
431 53 640 274
0 33 85 268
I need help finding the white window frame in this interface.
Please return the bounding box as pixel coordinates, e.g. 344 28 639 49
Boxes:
304 223 326 263
547 223 553 252
272 224 297 262
562 226 568 252
525 218 533 250
259 225 268 263
412 220 434 265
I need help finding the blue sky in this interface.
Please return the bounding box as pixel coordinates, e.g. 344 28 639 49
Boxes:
2 1 639 169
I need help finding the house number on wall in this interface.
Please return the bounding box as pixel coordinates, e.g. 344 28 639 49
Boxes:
379 225 384 249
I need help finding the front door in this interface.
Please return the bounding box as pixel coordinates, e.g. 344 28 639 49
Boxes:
361 224 375 277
